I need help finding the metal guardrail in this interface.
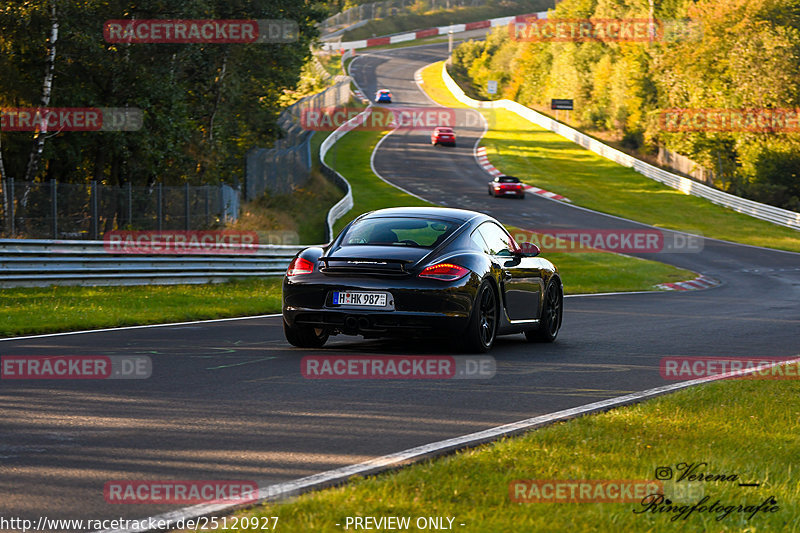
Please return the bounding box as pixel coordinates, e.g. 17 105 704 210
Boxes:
441 64 800 231
0 239 305 287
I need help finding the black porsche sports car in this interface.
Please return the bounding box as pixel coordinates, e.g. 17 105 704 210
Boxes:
282 207 562 352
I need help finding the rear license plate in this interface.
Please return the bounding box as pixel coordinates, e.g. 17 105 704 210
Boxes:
332 291 387 307
504 190 517 195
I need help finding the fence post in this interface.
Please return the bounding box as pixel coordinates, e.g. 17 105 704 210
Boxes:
8 178 15 237
90 180 98 240
219 184 225 223
51 179 58 239
184 182 190 230
127 182 133 228
204 185 210 227
157 183 163 231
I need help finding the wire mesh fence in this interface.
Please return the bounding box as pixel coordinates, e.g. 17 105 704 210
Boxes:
245 78 353 200
0 178 240 239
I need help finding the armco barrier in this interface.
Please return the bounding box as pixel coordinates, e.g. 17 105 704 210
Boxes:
441 63 800 231
0 239 304 287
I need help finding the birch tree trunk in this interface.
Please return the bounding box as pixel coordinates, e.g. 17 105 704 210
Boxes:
23 0 59 182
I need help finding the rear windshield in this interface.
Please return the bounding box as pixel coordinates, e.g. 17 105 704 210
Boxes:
498 176 520 183
437 128 453 132
341 217 460 248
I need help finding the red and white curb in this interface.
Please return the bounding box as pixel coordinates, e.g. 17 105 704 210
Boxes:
476 146 570 202
352 87 368 103
656 275 720 291
322 12 546 51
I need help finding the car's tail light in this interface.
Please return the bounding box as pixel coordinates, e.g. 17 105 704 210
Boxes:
418 263 469 281
287 257 314 276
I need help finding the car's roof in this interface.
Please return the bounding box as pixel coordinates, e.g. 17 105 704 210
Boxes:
360 206 488 223
378 89 391 93
435 126 454 131
495 175 520 182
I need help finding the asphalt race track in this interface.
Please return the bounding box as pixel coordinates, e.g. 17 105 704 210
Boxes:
1 43 799 529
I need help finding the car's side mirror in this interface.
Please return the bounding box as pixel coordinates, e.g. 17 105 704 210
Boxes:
518 242 540 257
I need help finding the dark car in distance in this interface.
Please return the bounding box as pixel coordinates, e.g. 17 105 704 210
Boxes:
282 207 563 352
489 175 525 198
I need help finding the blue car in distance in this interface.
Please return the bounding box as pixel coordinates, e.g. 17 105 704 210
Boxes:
375 89 392 103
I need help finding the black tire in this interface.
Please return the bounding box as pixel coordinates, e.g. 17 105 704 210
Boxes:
284 319 329 348
463 281 498 353
526 279 563 343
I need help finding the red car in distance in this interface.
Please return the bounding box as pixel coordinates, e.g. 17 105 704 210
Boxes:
431 126 456 146
488 175 525 199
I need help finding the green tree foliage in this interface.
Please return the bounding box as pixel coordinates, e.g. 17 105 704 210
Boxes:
0 0 326 186
449 0 800 209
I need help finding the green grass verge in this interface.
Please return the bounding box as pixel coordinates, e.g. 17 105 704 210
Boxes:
421 61 800 252
342 0 553 41
544 252 692 295
324 120 694 293
207 372 800 533
324 128 431 235
0 278 283 337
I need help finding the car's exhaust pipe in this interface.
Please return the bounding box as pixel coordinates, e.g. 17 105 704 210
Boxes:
357 317 370 331
344 316 358 332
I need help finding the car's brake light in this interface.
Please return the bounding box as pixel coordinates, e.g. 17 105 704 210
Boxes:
287 257 314 276
418 263 469 281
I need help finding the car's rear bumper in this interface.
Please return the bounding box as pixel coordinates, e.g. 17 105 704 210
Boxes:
493 189 525 197
285 308 469 337
283 275 476 337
